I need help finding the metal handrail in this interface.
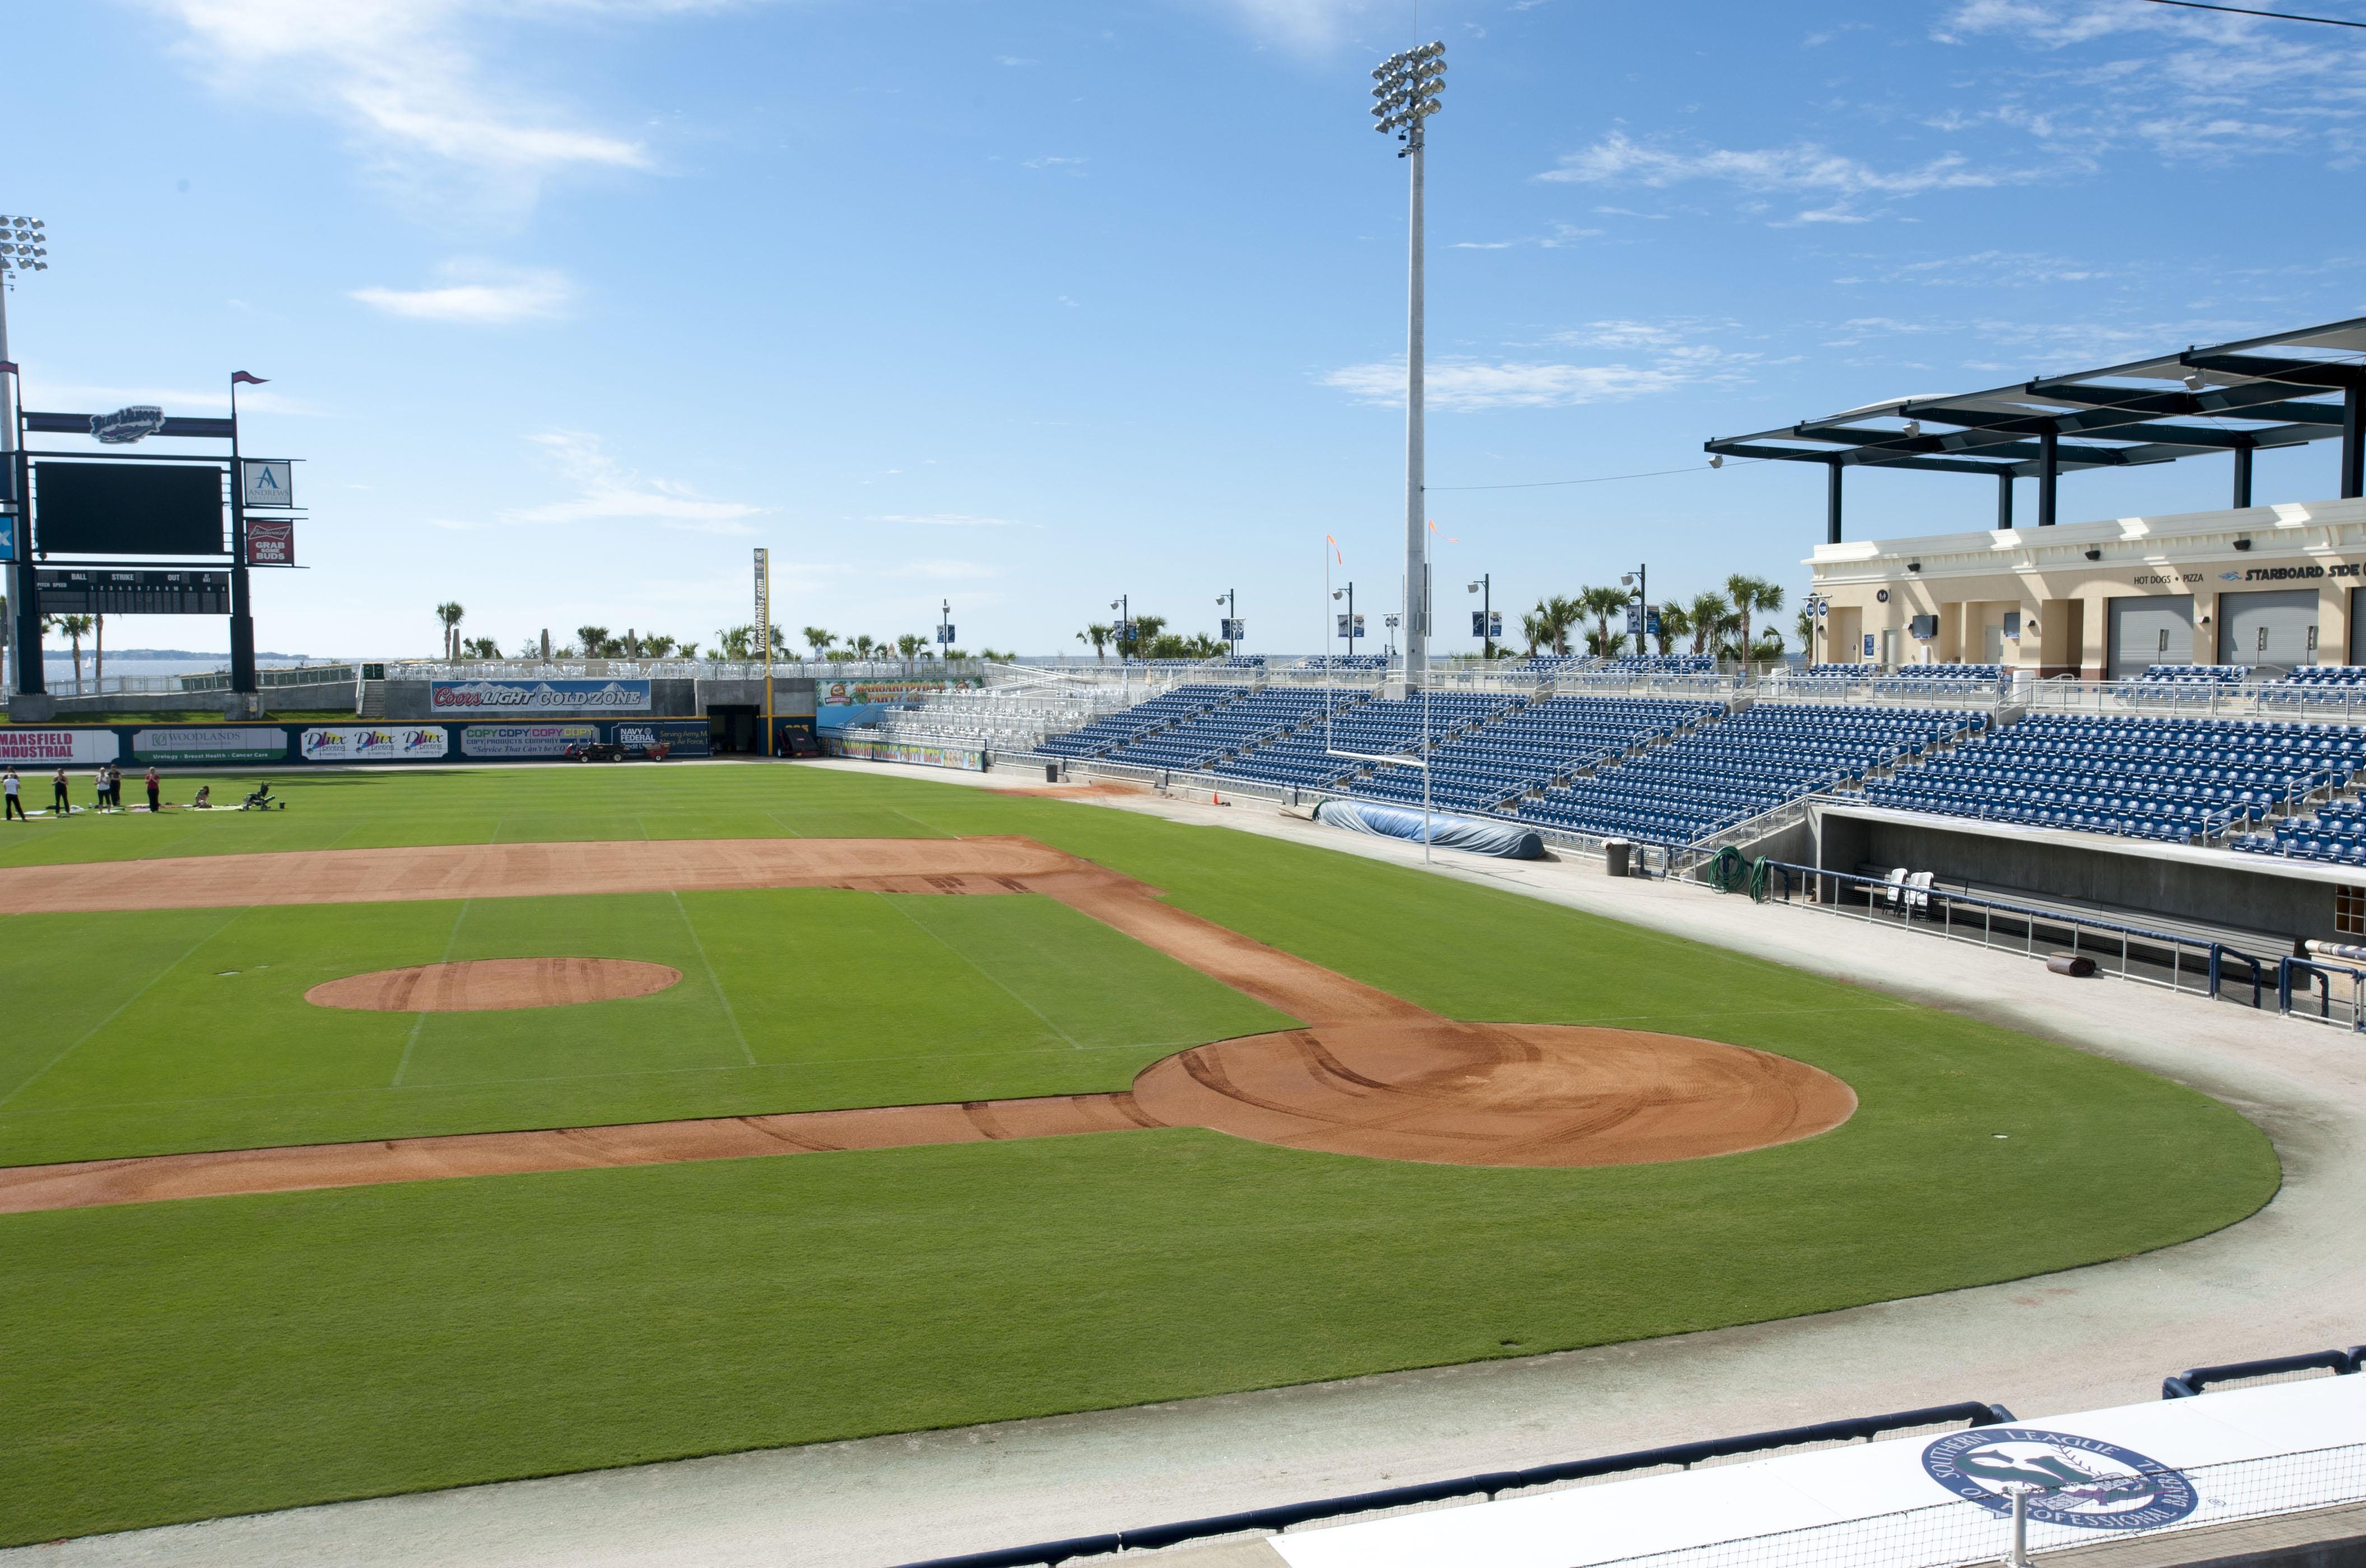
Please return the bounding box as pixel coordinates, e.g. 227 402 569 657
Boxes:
895 1401 2015 1568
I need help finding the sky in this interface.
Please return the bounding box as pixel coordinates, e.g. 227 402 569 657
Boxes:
9 0 2366 659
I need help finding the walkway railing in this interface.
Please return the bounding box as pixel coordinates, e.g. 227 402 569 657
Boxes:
1740 860 2366 1031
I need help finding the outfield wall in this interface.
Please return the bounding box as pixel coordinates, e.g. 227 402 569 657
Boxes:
0 719 721 769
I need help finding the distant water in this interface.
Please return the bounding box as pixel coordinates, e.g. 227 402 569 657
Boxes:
40 657 337 678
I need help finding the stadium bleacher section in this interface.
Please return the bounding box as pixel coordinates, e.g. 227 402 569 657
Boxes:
1863 714 2362 843
1515 702 1981 848
2135 664 2246 687
1036 684 1245 761
1346 696 1722 814
1019 668 2366 864
1098 686 1367 773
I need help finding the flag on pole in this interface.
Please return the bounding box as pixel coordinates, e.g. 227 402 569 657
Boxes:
1326 534 1342 564
230 371 268 386
0 361 17 376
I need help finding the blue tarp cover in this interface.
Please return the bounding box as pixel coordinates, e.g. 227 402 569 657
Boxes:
1314 799 1546 859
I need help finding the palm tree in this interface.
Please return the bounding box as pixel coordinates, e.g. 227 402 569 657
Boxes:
58 614 92 692
1581 585 1631 657
1656 603 1691 656
576 625 613 658
642 633 678 658
1795 606 1819 662
1519 607 1551 658
1723 574 1783 667
677 640 700 659
1686 592 1732 657
1549 594 1586 656
850 634 878 659
1076 624 1113 660
803 626 835 659
436 602 466 660
93 613 104 685
710 624 753 660
896 632 925 659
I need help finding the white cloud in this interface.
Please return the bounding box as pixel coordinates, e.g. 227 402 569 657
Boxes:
1326 319 1758 411
1214 0 1379 50
133 1 734 204
351 262 577 324
1023 155 1087 171
507 430 765 531
1540 130 2047 222
1933 0 2366 165
875 513 1032 528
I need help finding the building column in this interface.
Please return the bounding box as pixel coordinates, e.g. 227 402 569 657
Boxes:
2038 430 2058 527
2344 387 2364 501
1996 473 2013 532
2233 441 2254 510
1826 462 1844 545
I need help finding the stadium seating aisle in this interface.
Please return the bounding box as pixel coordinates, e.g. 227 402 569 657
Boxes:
1036 684 1249 760
1097 686 1369 773
1513 702 1981 848
1865 714 2364 844
1345 696 1722 813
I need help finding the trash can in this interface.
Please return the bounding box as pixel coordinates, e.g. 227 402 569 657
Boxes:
1603 839 1632 878
1045 763 1058 783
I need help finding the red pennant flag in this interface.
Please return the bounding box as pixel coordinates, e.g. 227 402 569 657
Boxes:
231 371 268 385
0 361 17 376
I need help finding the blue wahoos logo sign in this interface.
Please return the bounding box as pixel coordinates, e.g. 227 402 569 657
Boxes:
1922 1429 2198 1531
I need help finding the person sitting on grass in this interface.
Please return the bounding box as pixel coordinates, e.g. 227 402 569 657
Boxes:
241 782 275 811
192 784 211 809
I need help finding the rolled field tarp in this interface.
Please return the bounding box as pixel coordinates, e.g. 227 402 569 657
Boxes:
1313 798 1546 859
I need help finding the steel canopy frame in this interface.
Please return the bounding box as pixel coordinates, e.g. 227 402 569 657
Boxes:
1705 315 2366 543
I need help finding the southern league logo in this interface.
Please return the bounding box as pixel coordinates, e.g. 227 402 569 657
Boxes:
1922 1429 2198 1531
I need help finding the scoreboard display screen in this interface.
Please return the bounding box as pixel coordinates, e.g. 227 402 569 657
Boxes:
33 462 225 556
36 569 231 616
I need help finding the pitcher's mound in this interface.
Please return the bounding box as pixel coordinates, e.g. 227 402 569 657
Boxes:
1129 1022 1854 1167
306 957 682 1012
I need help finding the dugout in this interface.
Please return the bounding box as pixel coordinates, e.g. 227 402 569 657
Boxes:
1811 802 2347 947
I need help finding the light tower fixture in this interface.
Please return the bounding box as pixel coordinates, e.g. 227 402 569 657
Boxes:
0 215 49 703
1368 41 1445 690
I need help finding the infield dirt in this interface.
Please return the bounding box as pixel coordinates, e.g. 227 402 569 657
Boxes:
0 836 1854 1211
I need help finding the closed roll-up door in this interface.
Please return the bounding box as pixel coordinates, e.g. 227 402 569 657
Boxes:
2216 588 2318 670
2108 596 2193 680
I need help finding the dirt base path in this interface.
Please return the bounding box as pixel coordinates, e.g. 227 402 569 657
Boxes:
0 836 1854 1210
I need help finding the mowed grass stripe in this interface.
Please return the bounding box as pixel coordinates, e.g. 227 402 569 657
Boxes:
0 889 1288 1165
0 762 2283 1549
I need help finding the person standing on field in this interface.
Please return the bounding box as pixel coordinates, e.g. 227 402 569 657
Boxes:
52 766 70 816
2 767 22 822
145 766 161 812
93 764 111 811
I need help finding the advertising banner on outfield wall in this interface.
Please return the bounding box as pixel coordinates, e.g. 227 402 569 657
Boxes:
820 677 983 707
430 680 650 715
0 728 120 765
613 719 710 758
459 723 599 759
824 734 985 770
131 727 289 764
301 727 449 762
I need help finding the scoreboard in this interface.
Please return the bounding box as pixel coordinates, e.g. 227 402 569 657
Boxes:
36 568 232 616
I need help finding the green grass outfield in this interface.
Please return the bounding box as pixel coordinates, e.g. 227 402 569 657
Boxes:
0 764 2281 1545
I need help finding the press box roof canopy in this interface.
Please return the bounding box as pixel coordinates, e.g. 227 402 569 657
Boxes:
1706 317 2366 539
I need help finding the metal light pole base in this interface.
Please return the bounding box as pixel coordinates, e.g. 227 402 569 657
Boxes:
222 691 266 721
8 692 55 722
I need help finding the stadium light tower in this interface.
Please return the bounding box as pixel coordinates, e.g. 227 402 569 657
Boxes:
1370 43 1445 690
1 215 50 699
